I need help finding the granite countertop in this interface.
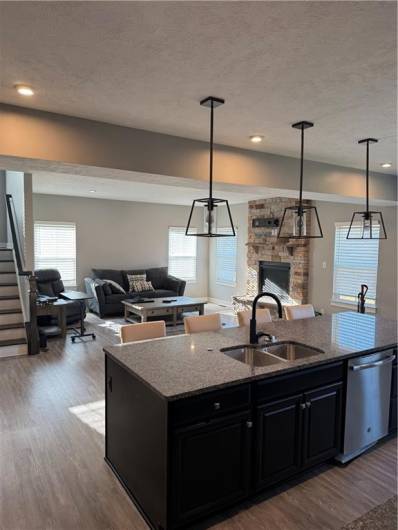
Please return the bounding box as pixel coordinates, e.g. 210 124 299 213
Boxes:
104 312 397 401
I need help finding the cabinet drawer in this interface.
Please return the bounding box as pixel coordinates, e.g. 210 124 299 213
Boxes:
171 384 251 426
254 362 344 404
147 308 174 316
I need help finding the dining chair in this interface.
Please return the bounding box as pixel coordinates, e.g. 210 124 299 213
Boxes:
184 313 222 334
120 320 166 343
237 308 272 327
284 304 315 321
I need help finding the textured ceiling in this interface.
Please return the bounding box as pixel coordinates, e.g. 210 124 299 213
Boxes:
1 1 396 173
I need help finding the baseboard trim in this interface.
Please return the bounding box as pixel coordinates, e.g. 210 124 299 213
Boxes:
208 297 233 308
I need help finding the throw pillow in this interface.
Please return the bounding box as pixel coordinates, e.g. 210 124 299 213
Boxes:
130 279 155 293
127 273 147 292
103 279 126 294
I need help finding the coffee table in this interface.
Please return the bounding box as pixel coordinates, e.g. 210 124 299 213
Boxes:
122 296 206 326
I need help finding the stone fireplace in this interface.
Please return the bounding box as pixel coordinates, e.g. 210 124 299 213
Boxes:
240 197 311 311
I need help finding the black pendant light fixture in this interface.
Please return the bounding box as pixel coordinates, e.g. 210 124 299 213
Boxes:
346 138 387 240
278 121 323 239
185 97 235 237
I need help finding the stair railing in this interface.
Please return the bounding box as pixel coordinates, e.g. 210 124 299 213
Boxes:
5 194 39 355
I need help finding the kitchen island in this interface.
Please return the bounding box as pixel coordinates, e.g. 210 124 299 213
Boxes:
104 312 397 530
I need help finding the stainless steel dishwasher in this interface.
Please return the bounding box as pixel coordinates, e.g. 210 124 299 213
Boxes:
336 350 395 463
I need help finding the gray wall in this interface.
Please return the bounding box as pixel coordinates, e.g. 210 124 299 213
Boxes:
0 170 6 243
308 201 397 320
1 103 396 202
208 203 248 303
32 194 208 296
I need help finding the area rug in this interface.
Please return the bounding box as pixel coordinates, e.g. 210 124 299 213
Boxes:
342 496 397 530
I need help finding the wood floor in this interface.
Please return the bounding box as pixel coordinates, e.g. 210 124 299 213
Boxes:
0 314 396 530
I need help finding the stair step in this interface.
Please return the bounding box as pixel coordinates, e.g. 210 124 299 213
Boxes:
0 342 28 358
0 308 22 314
0 295 19 300
0 323 24 330
0 285 19 296
0 312 24 326
0 298 21 310
0 327 26 341
0 262 15 272
0 274 17 283
0 337 27 347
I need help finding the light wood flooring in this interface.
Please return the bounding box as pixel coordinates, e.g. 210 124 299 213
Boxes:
0 313 396 530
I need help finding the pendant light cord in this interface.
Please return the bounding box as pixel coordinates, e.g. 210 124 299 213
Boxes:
365 140 369 214
299 124 304 211
209 100 214 204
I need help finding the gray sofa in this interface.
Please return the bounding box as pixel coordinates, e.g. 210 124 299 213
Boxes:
84 267 186 317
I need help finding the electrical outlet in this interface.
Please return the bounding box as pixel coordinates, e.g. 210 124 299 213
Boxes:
322 261 327 269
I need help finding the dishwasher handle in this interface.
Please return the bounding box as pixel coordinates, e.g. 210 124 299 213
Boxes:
350 354 395 371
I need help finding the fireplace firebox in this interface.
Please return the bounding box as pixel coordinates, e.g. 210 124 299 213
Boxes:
259 261 291 302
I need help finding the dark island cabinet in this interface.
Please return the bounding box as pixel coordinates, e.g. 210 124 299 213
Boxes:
255 394 303 488
105 355 346 530
389 353 397 433
302 382 343 467
170 411 252 526
254 364 344 490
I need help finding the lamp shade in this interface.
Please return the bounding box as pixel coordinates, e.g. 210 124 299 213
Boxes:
346 211 387 240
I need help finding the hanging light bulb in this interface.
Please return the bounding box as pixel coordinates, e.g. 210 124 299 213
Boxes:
185 97 235 238
347 139 387 240
278 121 323 239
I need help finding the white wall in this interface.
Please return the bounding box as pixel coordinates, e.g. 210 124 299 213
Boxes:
32 194 208 297
308 201 397 320
5 171 34 269
0 170 6 243
208 203 248 304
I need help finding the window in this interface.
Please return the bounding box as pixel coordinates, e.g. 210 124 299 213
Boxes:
332 222 380 308
215 227 237 286
168 227 197 282
34 221 77 287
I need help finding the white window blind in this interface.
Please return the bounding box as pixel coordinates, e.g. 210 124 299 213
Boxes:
216 228 237 286
332 222 380 307
168 227 197 282
34 222 77 287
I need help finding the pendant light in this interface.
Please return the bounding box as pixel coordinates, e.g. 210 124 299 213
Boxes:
278 121 323 239
185 97 235 237
346 138 387 240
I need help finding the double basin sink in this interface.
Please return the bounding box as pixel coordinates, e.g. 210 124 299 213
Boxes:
220 341 324 367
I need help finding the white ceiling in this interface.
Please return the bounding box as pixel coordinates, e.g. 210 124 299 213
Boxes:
1 2 397 174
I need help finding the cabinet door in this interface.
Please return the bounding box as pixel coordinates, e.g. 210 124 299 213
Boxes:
255 394 303 489
302 382 343 468
171 411 251 526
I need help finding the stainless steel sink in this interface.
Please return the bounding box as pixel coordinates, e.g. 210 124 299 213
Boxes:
220 345 286 367
262 341 324 360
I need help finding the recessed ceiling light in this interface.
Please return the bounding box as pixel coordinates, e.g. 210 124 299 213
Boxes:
381 162 392 168
89 190 96 193
250 135 264 143
15 84 34 96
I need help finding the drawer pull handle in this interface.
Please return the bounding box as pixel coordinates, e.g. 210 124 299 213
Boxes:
306 401 311 408
213 402 221 411
246 421 253 429
300 403 306 410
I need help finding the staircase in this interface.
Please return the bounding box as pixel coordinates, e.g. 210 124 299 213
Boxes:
0 247 28 358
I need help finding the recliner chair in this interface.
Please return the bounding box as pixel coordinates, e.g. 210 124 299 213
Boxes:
35 269 84 325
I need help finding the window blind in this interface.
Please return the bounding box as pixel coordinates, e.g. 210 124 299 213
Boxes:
215 228 237 286
34 222 77 287
168 227 197 282
332 222 380 306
